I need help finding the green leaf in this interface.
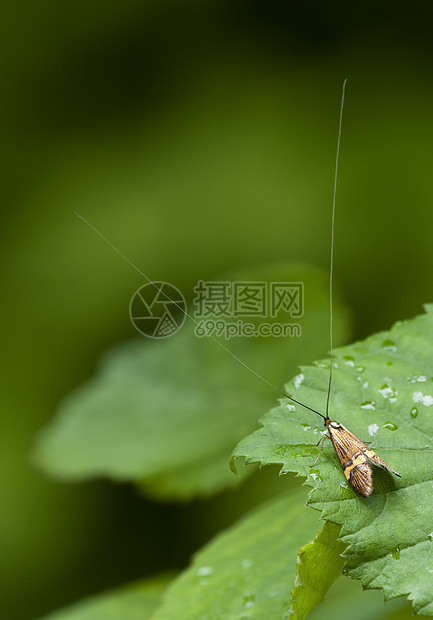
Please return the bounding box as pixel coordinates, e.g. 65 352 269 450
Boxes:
232 304 433 614
36 573 173 620
150 488 322 620
32 262 350 500
290 521 346 619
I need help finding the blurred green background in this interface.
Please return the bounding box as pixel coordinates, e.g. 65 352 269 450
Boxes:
2 1 433 618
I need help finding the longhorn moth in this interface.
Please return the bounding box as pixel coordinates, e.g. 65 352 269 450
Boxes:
75 80 401 497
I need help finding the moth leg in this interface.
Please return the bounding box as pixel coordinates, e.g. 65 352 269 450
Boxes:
306 434 329 467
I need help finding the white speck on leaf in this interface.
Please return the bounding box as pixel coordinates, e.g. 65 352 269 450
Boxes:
294 374 304 389
368 423 379 436
413 391 433 407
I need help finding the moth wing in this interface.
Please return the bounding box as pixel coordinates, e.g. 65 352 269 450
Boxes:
328 424 360 462
334 424 401 478
348 461 373 498
327 423 374 497
365 450 401 478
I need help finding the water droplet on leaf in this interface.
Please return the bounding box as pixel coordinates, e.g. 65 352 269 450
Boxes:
391 546 401 559
382 339 397 352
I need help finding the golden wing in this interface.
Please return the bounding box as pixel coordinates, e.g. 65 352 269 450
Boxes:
326 419 400 497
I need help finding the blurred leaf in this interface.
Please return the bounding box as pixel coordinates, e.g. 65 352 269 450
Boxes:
36 573 173 620
308 573 412 620
150 489 322 620
232 305 433 614
290 521 345 619
32 262 350 500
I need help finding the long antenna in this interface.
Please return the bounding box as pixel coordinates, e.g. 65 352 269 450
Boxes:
325 78 347 418
73 83 347 425
73 211 326 420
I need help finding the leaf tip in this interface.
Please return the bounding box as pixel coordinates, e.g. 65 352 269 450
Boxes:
229 455 238 475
